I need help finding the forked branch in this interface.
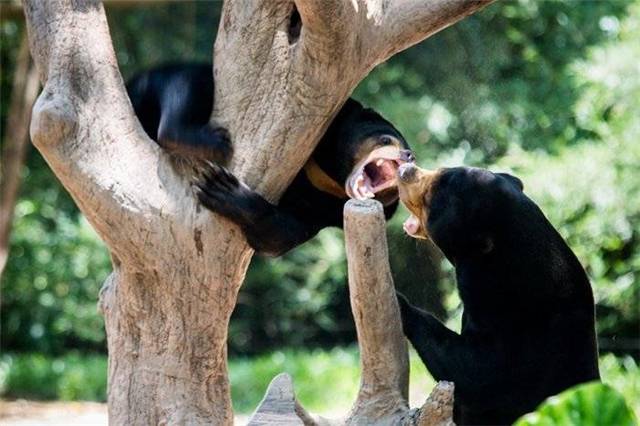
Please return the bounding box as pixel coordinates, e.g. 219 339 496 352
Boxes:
24 0 182 265
212 0 494 199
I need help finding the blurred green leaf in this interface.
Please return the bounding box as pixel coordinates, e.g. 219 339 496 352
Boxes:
515 382 637 426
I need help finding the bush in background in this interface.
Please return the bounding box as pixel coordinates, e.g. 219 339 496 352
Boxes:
1 350 637 418
498 5 640 354
0 353 107 401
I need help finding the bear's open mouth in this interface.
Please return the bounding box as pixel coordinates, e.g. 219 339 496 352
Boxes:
346 146 412 201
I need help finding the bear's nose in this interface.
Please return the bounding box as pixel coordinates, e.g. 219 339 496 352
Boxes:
398 163 417 183
400 149 415 163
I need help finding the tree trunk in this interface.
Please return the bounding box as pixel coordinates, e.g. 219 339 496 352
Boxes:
0 32 39 276
22 0 492 424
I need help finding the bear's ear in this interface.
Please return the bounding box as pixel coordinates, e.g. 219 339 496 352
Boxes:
498 173 524 191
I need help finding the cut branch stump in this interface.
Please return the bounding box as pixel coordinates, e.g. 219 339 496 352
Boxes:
247 200 455 426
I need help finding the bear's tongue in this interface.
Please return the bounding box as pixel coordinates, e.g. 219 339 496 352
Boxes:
364 159 397 188
346 146 408 200
403 215 421 236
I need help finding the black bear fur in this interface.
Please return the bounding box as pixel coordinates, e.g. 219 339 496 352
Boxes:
396 165 600 425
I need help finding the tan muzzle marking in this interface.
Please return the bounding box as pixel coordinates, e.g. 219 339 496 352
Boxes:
397 164 442 239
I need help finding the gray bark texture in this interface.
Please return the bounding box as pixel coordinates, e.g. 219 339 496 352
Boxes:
22 0 492 424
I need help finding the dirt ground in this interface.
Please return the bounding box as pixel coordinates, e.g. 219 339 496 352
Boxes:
0 400 250 425
0 400 107 426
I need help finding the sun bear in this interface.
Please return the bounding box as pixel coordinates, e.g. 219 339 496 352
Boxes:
127 63 414 256
395 164 600 425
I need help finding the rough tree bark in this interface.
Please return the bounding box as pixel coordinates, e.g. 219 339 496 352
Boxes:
23 0 492 424
0 33 39 276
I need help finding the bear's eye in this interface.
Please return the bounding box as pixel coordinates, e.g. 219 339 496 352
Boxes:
379 135 393 145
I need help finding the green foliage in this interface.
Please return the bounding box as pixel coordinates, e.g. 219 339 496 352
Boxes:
0 20 24 132
0 353 107 401
2 350 637 418
515 382 637 426
493 4 640 350
355 0 631 164
106 3 221 80
229 347 361 413
1 158 111 353
599 353 640 417
230 230 353 355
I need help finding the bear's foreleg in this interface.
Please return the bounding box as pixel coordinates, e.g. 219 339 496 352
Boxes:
197 165 318 257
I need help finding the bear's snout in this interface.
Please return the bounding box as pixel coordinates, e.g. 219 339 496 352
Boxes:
396 165 442 240
398 163 418 183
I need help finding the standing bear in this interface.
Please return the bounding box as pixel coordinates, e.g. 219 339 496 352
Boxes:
395 164 600 425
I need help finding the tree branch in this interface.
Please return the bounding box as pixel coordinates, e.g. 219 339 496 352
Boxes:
294 0 356 40
344 200 409 421
24 0 196 265
213 0 494 200
375 0 493 62
212 1 358 201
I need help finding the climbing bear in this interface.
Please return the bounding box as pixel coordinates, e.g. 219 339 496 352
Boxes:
395 164 600 425
127 63 232 163
127 63 414 256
